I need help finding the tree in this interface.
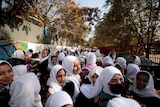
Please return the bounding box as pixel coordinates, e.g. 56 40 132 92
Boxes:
1 0 100 46
95 0 160 58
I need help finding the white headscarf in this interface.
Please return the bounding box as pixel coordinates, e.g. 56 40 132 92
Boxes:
0 60 12 69
47 64 65 94
95 49 101 57
102 56 114 67
133 55 141 66
62 55 81 103
45 91 73 107
40 49 51 63
107 96 141 107
57 52 65 62
115 57 127 71
88 66 103 85
108 50 116 62
131 70 160 98
86 52 97 67
9 73 42 107
11 50 25 60
126 64 140 80
13 65 27 80
81 66 124 99
80 66 103 98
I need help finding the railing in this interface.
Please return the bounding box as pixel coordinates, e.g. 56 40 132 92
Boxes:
149 54 160 64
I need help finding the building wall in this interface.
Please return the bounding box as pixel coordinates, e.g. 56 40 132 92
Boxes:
0 20 44 43
0 19 78 52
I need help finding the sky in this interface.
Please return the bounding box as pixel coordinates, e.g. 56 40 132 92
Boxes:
74 0 108 40
74 0 106 9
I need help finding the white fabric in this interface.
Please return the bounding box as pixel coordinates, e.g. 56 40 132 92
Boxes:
131 70 160 98
95 49 101 57
86 52 97 67
126 64 140 79
47 55 52 71
57 52 65 61
11 50 25 60
107 96 141 107
80 66 103 98
88 66 103 84
62 55 81 103
108 50 116 62
115 57 127 71
9 73 42 107
102 56 114 66
40 54 50 63
0 60 12 69
13 65 27 80
81 66 124 98
45 91 73 107
47 64 64 94
133 55 141 66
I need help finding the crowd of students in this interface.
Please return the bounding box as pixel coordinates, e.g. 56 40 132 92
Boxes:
0 46 160 107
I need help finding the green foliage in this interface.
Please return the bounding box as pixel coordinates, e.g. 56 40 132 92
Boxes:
94 0 160 56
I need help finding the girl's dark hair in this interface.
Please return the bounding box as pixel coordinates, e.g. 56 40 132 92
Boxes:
137 71 150 80
0 61 10 66
31 53 40 58
51 55 57 59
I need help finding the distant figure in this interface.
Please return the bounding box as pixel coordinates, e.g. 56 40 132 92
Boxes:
128 54 141 66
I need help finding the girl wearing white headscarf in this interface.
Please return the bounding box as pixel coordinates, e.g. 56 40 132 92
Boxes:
108 50 116 63
102 56 114 67
6 50 27 79
81 66 124 107
45 91 73 107
57 52 66 65
126 64 140 80
86 52 97 67
44 64 66 102
128 54 141 66
107 96 141 107
123 64 140 95
62 55 81 103
75 66 103 107
129 70 160 107
9 73 42 107
0 60 14 107
115 57 127 74
7 50 26 66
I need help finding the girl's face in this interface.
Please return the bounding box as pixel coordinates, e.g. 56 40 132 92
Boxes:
136 74 149 90
91 73 98 85
129 56 135 63
51 57 57 65
108 74 122 88
42 49 49 58
73 59 81 75
56 69 66 86
64 104 73 107
0 64 14 85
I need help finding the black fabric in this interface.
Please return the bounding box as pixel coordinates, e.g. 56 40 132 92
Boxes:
74 92 94 107
0 86 10 107
7 58 25 66
99 91 116 107
63 81 74 98
38 59 49 86
132 92 160 107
